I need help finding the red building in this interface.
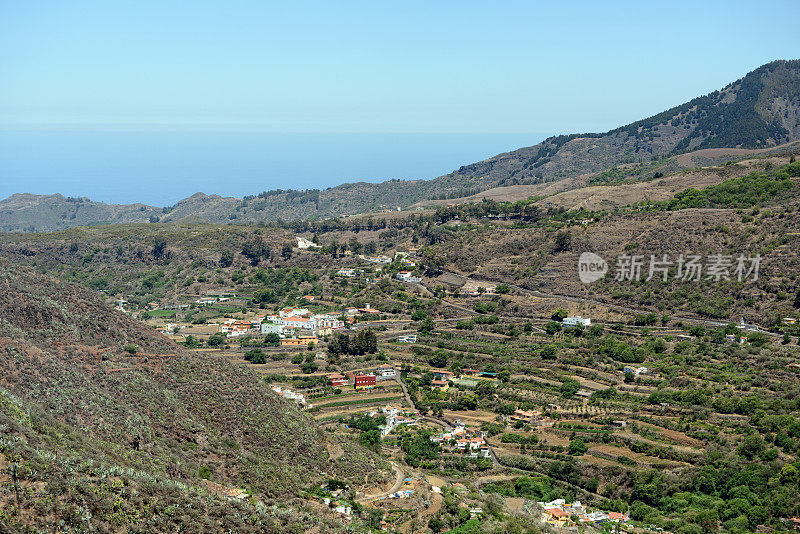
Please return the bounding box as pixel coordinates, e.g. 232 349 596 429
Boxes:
327 373 348 388
354 374 377 390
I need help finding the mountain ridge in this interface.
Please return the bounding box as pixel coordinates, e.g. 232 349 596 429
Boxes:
3 59 799 232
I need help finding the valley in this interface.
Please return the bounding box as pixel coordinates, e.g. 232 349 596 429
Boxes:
2 154 799 532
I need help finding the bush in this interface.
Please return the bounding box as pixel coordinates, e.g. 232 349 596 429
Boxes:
545 321 562 335
568 438 588 456
245 349 266 364
560 379 581 398
207 334 226 347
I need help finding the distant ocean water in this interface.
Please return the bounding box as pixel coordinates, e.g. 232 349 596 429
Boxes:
0 130 547 206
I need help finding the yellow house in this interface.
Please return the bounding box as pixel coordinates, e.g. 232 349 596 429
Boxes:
281 336 318 346
542 508 569 527
431 379 450 391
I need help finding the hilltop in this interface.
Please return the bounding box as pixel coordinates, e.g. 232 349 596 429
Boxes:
2 60 799 232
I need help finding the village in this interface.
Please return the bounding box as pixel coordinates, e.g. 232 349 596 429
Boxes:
110 234 800 533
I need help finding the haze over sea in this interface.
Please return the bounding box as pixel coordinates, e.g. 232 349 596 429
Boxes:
0 131 547 207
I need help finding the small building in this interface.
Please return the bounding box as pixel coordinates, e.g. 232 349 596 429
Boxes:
431 379 449 391
510 409 541 425
461 284 496 296
432 370 454 380
364 255 392 264
607 512 630 523
224 320 257 337
327 373 348 388
396 271 423 283
261 322 288 336
398 334 417 343
296 237 315 249
563 316 591 327
281 336 318 346
354 374 377 390
310 325 330 337
376 365 396 378
280 315 312 329
542 507 570 527
623 366 649 377
358 304 380 315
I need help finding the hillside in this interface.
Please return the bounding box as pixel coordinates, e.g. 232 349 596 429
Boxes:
417 60 800 203
1 154 799 326
1 161 800 532
2 60 799 232
0 263 385 532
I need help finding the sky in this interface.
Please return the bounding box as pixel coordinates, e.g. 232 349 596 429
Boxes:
1 0 799 203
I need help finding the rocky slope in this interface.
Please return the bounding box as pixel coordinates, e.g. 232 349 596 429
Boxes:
0 263 383 531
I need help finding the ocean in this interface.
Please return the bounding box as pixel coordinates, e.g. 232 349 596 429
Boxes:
0 130 547 206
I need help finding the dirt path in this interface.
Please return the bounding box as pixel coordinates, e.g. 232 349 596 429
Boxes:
357 461 404 502
419 492 443 518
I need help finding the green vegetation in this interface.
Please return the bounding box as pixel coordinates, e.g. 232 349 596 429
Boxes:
644 162 798 211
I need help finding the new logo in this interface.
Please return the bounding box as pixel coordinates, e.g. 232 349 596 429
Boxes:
578 252 608 284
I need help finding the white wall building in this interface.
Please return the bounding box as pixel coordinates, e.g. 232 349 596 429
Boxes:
261 322 288 336
563 316 591 327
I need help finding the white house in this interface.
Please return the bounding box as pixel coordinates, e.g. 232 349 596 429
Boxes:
376 365 396 378
623 366 649 377
296 237 315 249
261 322 288 336
314 314 345 330
279 315 313 329
563 316 591 327
362 255 392 264
398 334 417 343
396 271 422 283
279 307 309 318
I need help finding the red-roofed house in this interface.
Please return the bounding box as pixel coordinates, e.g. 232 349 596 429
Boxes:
543 508 569 527
279 316 312 329
327 373 348 387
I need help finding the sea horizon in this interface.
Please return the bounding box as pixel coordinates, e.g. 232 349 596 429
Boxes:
0 130 549 206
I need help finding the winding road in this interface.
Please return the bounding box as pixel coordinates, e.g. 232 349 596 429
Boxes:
357 461 405 502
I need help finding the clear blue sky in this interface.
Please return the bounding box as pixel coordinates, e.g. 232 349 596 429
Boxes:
2 0 798 135
0 1 799 205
